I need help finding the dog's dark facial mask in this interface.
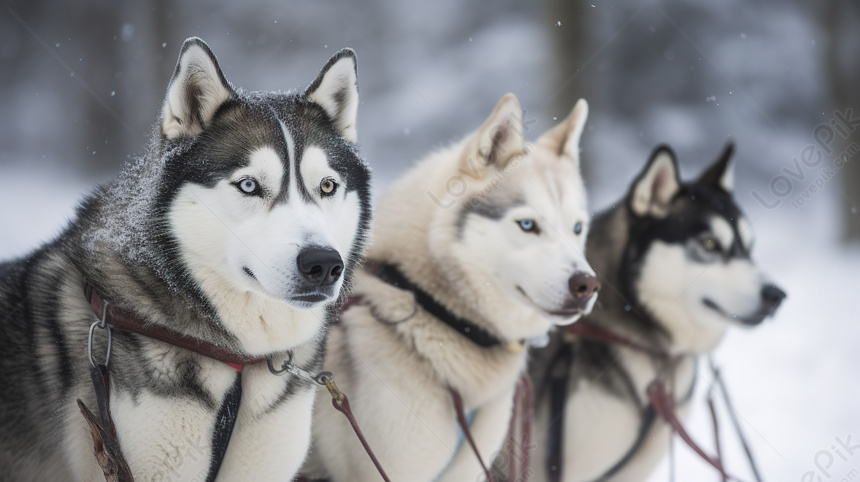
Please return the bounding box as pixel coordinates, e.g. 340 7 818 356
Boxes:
619 143 785 352
138 38 371 353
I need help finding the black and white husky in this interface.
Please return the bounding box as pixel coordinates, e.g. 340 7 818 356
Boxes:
529 144 786 481
302 94 599 481
0 37 371 480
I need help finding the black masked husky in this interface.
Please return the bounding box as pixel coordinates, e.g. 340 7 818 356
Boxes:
0 38 371 480
530 144 786 482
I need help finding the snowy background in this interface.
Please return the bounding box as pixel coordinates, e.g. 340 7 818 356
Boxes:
1 1 858 481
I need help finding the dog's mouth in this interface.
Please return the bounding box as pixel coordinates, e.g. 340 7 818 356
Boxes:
288 292 331 309
702 298 767 326
517 286 584 324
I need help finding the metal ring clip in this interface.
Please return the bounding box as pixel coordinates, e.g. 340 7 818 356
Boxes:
87 301 112 367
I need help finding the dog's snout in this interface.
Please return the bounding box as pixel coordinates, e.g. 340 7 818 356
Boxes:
569 272 601 301
297 247 344 286
761 284 786 308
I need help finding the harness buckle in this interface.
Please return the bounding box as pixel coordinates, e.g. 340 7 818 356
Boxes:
88 300 112 367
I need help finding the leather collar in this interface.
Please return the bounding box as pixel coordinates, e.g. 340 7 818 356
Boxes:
84 283 268 372
367 263 525 352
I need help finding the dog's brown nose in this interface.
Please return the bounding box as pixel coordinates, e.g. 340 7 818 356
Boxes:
569 272 601 300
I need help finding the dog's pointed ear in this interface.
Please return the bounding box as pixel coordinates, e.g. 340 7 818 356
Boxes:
538 98 589 164
697 142 735 193
161 38 233 139
629 145 681 217
468 93 525 169
306 49 359 143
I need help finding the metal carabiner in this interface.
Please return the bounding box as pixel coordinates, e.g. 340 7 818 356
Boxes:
267 351 322 385
87 300 112 367
267 350 295 376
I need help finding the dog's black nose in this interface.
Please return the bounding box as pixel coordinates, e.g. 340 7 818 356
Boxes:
569 272 601 302
297 247 344 286
761 284 786 308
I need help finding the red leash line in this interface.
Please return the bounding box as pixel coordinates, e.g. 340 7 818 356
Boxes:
711 362 764 482
507 374 534 482
330 394 391 482
451 389 496 482
647 378 731 480
518 374 534 482
707 392 727 482
321 376 391 482
566 321 757 481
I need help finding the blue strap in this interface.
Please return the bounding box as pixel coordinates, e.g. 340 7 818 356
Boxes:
434 409 478 481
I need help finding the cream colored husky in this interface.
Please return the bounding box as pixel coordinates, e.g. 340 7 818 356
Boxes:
302 93 599 481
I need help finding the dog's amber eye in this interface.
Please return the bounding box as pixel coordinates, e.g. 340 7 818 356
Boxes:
574 222 583 235
700 237 719 252
320 177 338 196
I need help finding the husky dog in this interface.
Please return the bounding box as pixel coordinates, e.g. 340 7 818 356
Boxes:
529 144 786 482
0 37 371 480
302 94 599 481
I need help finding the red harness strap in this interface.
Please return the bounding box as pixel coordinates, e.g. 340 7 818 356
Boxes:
506 373 534 482
86 285 268 371
84 287 394 482
563 321 754 482
450 388 497 482
647 377 729 479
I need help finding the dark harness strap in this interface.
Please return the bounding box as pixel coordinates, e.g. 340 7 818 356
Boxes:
77 365 134 481
545 342 574 482
80 284 271 481
549 321 746 482
594 405 657 481
205 374 242 482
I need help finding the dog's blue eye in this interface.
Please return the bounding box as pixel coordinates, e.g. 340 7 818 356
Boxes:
517 219 537 232
237 178 259 195
574 222 583 235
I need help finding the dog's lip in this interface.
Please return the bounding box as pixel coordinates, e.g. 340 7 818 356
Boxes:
516 286 584 320
290 292 330 303
702 298 766 326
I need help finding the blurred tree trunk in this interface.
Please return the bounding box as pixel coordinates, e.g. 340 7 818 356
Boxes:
824 0 860 243
546 0 593 183
75 0 124 173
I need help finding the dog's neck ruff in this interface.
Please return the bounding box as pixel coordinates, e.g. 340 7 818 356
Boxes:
368 262 526 352
84 283 268 372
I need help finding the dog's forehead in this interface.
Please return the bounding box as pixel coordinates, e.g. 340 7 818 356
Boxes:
737 216 754 250
516 154 587 212
677 184 753 249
